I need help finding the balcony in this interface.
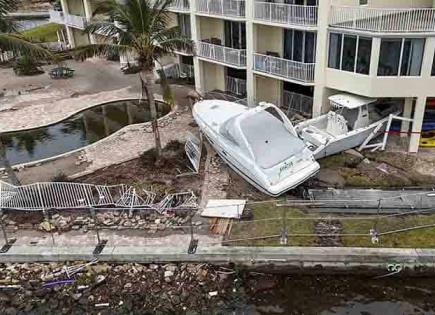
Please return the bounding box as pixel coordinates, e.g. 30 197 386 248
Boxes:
168 0 190 12
225 76 246 96
253 53 315 84
195 0 245 18
197 41 246 68
49 9 87 30
330 6 435 33
254 2 317 28
283 90 313 118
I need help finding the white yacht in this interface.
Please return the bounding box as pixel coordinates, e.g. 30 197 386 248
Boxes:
193 100 320 196
295 94 402 159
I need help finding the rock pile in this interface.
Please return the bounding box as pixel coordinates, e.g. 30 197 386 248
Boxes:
3 211 203 234
0 262 236 314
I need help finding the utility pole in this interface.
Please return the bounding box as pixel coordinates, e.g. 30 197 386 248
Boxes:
90 207 107 255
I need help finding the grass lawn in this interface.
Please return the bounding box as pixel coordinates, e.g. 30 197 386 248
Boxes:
228 203 435 248
21 23 61 42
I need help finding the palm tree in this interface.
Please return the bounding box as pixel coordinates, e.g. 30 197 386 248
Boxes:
0 0 54 185
0 0 53 59
74 0 193 156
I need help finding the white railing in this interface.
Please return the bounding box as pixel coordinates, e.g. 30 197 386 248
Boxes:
283 90 313 117
330 6 435 33
253 53 315 83
196 0 245 17
49 9 64 24
168 0 190 12
254 2 317 27
64 13 87 30
197 41 246 67
179 63 195 78
225 76 246 96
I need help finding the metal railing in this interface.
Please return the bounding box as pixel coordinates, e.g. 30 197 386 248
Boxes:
159 63 194 79
49 9 64 24
197 41 247 67
282 90 313 117
254 2 317 27
179 63 195 78
168 0 190 12
253 53 315 83
196 0 245 17
330 6 435 33
65 13 87 29
225 76 246 96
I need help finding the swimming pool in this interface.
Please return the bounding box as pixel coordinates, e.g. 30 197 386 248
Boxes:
1 99 170 166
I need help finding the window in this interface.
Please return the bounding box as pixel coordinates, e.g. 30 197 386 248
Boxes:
356 37 372 74
177 14 191 38
359 0 368 5
224 21 246 49
328 33 372 74
284 30 316 63
401 39 425 76
432 53 435 76
328 33 342 69
342 35 357 72
378 38 425 76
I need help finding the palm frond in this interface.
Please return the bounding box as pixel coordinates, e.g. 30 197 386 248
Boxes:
157 65 174 106
72 43 132 60
0 0 18 32
0 33 53 59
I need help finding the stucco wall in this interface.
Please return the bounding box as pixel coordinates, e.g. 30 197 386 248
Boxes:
197 16 223 41
255 75 281 104
255 24 283 56
330 0 433 8
202 61 225 92
72 29 90 46
67 0 86 16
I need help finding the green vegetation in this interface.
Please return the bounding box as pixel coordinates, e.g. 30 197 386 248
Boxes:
21 23 61 42
228 204 315 246
228 203 435 248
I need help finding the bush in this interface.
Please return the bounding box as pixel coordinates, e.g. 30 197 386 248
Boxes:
51 172 72 182
140 148 158 166
13 55 44 76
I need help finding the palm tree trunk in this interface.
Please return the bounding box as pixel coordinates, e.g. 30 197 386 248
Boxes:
140 70 162 157
0 137 20 186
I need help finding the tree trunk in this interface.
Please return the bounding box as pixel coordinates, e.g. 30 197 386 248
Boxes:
0 137 20 186
140 70 162 157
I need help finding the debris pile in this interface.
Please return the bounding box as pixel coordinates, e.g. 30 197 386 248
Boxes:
0 262 236 314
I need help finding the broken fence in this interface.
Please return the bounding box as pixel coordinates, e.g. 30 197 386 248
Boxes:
0 180 197 213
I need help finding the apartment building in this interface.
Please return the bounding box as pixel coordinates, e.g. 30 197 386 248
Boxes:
51 0 435 153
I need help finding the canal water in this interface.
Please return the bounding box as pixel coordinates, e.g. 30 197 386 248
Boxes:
1 99 170 166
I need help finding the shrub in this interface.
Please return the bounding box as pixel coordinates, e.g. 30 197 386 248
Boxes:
51 172 72 182
13 55 44 76
140 148 158 166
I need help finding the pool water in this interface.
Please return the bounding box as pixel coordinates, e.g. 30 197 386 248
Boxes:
1 99 170 166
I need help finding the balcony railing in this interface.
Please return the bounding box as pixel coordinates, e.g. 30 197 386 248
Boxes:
253 53 315 83
168 0 190 12
254 2 317 27
179 63 195 78
64 13 87 29
197 41 246 68
225 76 246 96
49 9 64 24
330 6 435 33
283 90 313 117
196 0 245 18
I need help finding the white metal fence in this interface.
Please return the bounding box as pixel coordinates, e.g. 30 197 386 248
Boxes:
160 63 194 79
179 63 195 78
64 13 87 30
283 90 313 117
330 6 435 33
49 9 64 24
253 53 315 83
168 0 190 12
254 2 317 27
197 41 247 67
196 0 245 17
225 76 246 96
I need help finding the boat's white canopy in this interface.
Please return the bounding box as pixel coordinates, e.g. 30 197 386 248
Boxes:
220 103 306 169
329 94 377 109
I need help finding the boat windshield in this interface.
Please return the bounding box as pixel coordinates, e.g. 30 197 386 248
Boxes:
240 110 306 169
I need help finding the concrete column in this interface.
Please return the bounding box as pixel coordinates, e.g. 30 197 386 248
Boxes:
409 96 426 153
400 98 413 137
245 0 255 107
369 37 381 78
60 0 76 48
82 0 96 44
190 4 204 94
312 0 331 117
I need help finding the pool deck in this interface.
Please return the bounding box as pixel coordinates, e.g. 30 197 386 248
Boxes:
0 59 197 183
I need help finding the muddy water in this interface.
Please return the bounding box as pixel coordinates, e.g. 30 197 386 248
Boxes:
245 275 435 315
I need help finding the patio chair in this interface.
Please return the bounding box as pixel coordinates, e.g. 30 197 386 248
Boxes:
49 66 75 79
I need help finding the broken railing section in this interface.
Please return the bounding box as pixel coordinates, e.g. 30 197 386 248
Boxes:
185 132 203 174
0 180 197 214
